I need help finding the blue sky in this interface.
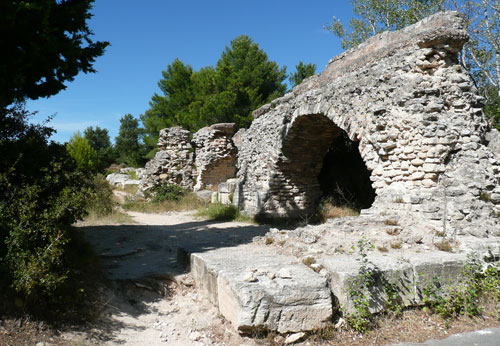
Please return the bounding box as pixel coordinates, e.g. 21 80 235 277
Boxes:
27 1 353 143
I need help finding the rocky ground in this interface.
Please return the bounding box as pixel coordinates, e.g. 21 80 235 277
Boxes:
3 207 500 346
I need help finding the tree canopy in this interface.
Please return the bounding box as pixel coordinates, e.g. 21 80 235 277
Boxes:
289 61 317 88
115 114 145 167
0 0 109 108
84 126 115 170
141 35 287 149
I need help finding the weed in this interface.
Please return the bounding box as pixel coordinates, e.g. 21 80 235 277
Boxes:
390 242 402 249
265 237 274 245
480 191 491 202
302 256 316 266
314 197 359 223
393 196 404 203
127 170 138 180
302 257 324 273
124 193 205 213
151 183 186 202
435 239 453 252
422 254 493 322
385 228 400 236
377 245 389 252
435 230 446 237
344 238 376 333
310 324 336 340
384 219 399 226
384 280 403 317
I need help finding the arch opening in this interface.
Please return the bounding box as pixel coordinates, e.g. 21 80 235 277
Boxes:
318 131 376 211
273 113 375 218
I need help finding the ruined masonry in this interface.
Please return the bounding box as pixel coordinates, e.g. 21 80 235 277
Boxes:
235 11 500 236
134 12 500 334
138 123 238 195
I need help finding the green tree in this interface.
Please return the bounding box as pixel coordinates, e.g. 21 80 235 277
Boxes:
84 126 115 169
115 114 145 167
324 0 445 50
141 59 195 150
289 61 317 88
0 0 109 107
210 35 287 127
141 35 287 150
0 104 90 313
67 131 99 173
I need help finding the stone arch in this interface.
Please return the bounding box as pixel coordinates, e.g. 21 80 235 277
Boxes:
263 113 375 217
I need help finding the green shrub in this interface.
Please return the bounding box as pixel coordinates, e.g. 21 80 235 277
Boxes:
198 203 240 221
151 183 187 202
0 104 93 315
66 131 100 173
85 174 115 217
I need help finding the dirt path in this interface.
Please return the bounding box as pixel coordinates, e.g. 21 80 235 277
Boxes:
69 210 270 346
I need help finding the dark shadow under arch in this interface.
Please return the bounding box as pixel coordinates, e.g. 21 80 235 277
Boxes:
270 113 375 217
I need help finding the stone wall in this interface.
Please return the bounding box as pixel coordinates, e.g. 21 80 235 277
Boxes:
138 124 238 196
235 12 500 236
193 123 237 191
138 126 195 195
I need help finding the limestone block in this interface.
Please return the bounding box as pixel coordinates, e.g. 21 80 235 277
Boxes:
191 248 332 333
320 253 467 314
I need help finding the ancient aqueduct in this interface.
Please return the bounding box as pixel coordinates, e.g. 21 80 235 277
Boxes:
141 11 500 237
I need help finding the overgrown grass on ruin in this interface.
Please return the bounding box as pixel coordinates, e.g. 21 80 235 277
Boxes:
314 198 360 224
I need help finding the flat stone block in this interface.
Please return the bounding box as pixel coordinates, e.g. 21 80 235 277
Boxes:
191 246 332 333
319 253 467 314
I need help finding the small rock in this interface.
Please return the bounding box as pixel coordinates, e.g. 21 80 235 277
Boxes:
335 318 346 329
190 331 202 341
243 272 258 282
267 272 276 280
278 268 293 279
285 332 306 344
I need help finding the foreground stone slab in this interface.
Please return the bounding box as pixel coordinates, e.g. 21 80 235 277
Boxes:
190 246 332 333
320 252 467 314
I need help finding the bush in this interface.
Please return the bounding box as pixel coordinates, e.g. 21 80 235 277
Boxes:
0 104 93 315
66 131 100 173
198 203 241 221
85 174 115 217
151 183 187 202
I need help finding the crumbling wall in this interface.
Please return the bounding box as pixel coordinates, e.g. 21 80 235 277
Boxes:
138 127 195 194
193 123 238 191
235 12 500 236
138 124 238 196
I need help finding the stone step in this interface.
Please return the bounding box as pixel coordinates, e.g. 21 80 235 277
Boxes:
188 245 473 333
189 245 333 334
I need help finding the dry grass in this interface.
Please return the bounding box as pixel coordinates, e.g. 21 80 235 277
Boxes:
123 193 206 213
322 203 360 220
308 305 500 346
390 241 402 249
385 228 400 236
377 245 389 253
435 239 453 252
80 208 135 226
384 219 399 226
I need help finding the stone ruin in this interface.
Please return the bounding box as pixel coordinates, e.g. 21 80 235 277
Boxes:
234 11 500 236
138 123 238 196
140 11 500 237
134 12 500 334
